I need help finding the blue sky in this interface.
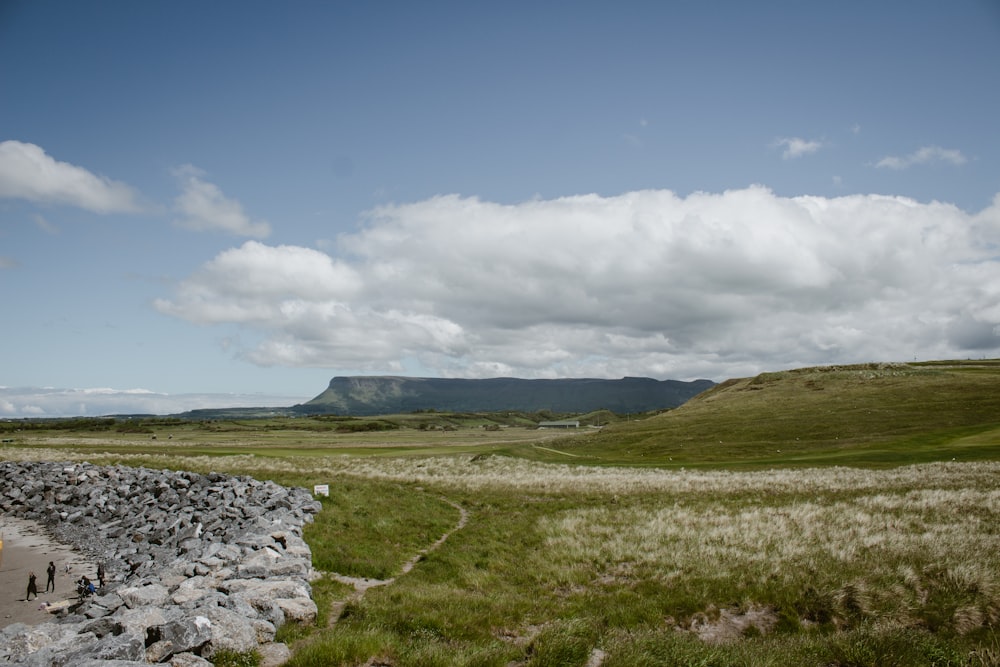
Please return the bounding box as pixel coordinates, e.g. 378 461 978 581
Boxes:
2 1 999 416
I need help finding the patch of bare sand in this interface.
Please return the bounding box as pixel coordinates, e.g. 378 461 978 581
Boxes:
682 604 779 644
0 516 94 628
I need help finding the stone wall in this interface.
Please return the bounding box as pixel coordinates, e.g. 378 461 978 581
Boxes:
0 461 322 666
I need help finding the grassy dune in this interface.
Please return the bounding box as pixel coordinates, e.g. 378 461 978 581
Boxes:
518 360 1000 467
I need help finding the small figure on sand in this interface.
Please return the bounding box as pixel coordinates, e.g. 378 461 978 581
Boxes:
96 562 106 588
26 571 38 601
46 560 56 593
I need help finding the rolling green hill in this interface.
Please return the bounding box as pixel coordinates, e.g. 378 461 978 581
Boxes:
517 360 1000 468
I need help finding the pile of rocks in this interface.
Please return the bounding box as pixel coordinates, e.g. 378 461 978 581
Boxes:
0 461 322 666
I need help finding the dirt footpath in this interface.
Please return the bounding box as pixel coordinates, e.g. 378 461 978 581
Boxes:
0 517 92 628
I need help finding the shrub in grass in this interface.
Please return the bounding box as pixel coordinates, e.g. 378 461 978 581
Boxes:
822 625 966 667
523 619 598 667
601 628 733 667
967 629 1000 667
284 628 395 667
274 620 311 645
287 627 516 667
209 649 261 667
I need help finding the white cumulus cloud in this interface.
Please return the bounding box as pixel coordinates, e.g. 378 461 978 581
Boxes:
173 165 271 237
0 140 143 213
154 187 1000 381
876 146 967 170
154 240 362 324
775 137 823 159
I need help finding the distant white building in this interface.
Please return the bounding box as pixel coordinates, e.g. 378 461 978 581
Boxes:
538 420 580 429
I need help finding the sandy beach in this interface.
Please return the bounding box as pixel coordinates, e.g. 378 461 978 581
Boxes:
0 516 94 628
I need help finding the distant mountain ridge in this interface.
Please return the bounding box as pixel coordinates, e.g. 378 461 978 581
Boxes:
297 376 716 416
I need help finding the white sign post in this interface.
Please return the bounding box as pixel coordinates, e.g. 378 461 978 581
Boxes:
313 484 330 497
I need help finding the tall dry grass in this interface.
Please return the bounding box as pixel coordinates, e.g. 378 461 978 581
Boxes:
6 446 1000 661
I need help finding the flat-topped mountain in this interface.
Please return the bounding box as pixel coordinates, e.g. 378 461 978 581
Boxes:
296 376 715 416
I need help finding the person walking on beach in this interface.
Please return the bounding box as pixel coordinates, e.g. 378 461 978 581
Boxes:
46 561 56 593
96 562 106 588
26 571 38 601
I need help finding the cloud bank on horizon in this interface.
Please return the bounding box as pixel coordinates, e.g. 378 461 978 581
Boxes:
1 2 998 417
0 386 312 419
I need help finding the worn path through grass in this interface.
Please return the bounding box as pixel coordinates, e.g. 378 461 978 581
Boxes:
310 495 469 638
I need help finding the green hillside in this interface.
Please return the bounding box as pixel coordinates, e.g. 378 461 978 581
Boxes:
514 360 1000 468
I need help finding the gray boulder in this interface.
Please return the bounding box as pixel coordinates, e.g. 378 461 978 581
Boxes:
167 652 214 667
201 605 260 657
118 583 171 609
146 615 213 656
61 632 145 664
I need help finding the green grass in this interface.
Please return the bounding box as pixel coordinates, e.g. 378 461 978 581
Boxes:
15 360 999 470
6 443 1000 665
209 649 261 667
304 477 460 579
510 360 1000 468
276 461 1000 666
6 359 1000 665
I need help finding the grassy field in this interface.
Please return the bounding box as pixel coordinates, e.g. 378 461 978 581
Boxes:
3 360 1000 666
509 360 1000 468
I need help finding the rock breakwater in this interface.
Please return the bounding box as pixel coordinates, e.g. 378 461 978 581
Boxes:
0 461 322 666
